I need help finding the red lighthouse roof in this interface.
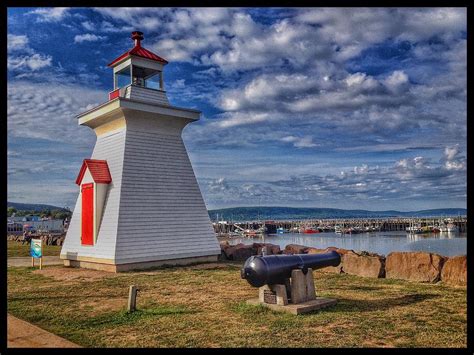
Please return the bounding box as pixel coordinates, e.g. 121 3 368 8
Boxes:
107 31 168 67
76 159 112 185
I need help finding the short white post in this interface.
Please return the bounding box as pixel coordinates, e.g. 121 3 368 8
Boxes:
128 285 138 312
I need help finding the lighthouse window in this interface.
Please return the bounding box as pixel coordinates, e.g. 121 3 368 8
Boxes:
131 65 162 90
146 72 162 90
115 65 131 89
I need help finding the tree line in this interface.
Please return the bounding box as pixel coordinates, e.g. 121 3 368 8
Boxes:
7 207 72 220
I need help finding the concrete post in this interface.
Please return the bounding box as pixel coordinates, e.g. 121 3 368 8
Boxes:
291 268 316 304
291 269 307 304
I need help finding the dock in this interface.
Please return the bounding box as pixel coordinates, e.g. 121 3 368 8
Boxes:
213 216 467 235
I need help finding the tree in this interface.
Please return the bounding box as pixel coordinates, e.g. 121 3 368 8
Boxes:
7 207 17 216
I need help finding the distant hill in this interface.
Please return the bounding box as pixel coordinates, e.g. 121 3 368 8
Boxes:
7 202 70 212
208 206 467 221
8 202 466 221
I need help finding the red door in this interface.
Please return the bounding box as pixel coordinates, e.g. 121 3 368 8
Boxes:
81 183 94 245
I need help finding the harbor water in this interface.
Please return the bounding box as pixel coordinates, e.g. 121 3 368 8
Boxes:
228 231 467 257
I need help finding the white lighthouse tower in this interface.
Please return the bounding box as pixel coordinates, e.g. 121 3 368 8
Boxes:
60 31 220 272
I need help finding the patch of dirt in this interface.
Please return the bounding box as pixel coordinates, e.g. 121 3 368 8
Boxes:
33 267 117 282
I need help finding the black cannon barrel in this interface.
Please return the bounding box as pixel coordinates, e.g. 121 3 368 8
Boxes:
240 251 341 287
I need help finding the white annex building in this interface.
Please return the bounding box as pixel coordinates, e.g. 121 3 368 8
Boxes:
60 31 220 272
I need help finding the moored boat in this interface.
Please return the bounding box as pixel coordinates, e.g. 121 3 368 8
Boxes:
300 227 320 234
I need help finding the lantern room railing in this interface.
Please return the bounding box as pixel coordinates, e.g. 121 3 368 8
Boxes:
108 84 169 106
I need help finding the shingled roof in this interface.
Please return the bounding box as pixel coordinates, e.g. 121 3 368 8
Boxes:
76 159 112 185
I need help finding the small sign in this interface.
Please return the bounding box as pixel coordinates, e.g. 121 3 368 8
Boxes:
30 238 42 258
263 289 277 304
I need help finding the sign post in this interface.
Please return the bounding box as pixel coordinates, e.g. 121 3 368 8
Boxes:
30 238 43 270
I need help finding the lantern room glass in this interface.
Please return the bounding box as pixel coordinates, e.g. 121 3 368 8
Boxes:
132 65 162 90
114 64 163 91
115 65 131 89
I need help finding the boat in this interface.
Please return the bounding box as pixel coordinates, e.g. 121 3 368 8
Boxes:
276 227 285 234
243 229 259 237
300 226 320 234
446 223 458 233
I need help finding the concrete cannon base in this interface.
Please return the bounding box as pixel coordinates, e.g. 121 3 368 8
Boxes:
246 297 337 315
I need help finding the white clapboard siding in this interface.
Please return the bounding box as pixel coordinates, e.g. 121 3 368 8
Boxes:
125 85 170 106
62 101 220 266
113 121 220 264
60 129 126 261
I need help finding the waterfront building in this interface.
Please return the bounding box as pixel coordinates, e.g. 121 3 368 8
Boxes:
6 218 65 234
61 31 220 272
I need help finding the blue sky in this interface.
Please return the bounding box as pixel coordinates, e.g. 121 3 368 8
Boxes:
7 7 467 211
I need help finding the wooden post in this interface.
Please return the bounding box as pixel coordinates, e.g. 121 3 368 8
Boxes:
128 285 138 312
31 257 34 268
39 257 43 270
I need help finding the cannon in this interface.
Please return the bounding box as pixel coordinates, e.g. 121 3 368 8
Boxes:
241 251 341 314
241 251 341 287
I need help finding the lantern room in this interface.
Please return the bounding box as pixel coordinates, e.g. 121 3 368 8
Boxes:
107 31 170 104
75 159 112 246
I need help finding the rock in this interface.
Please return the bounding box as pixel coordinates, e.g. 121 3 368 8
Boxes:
218 251 227 261
305 247 346 274
305 247 326 254
223 243 243 259
441 255 467 286
283 244 309 254
223 243 256 261
324 246 351 255
342 250 385 278
219 241 232 259
386 251 446 282
232 244 255 261
252 243 280 255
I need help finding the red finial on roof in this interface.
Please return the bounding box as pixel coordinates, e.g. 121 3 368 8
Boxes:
107 31 168 67
131 31 144 47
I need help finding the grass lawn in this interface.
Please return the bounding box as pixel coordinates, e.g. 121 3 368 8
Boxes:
7 263 466 348
7 240 62 258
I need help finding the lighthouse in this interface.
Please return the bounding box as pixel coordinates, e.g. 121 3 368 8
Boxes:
60 31 221 272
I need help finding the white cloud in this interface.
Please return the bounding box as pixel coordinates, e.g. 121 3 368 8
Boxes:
442 144 466 171
200 148 466 209
74 33 106 43
281 135 318 148
8 54 52 71
81 21 96 31
8 81 105 143
7 34 31 53
28 7 70 22
8 33 54 73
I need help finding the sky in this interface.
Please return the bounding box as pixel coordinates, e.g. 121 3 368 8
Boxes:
7 7 467 211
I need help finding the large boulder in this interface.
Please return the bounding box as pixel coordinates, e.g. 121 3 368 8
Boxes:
342 250 385 278
219 241 231 260
441 255 467 286
232 244 255 261
223 243 255 261
386 252 446 282
223 242 243 259
283 244 309 254
306 247 347 274
252 243 281 255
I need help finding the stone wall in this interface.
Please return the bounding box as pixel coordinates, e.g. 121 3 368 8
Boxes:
219 241 466 286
